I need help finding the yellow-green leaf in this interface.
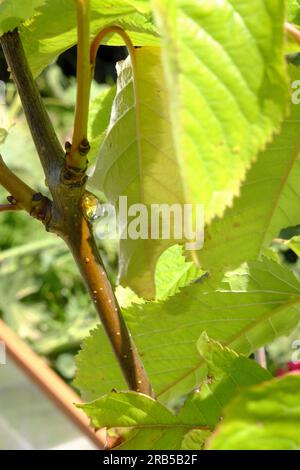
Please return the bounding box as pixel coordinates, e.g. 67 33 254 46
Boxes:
152 0 288 222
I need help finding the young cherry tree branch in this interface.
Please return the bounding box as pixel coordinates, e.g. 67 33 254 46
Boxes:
67 0 92 173
0 29 154 397
67 215 154 396
0 203 19 212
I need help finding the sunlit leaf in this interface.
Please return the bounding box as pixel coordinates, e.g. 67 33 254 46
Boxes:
20 0 159 77
152 0 288 222
208 375 300 450
78 335 269 449
115 245 203 306
155 245 203 300
75 258 300 402
80 391 207 450
87 85 116 166
0 0 44 35
199 64 300 280
90 47 187 298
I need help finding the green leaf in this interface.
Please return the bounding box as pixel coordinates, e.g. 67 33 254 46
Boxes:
155 245 203 300
79 391 211 450
0 0 44 35
115 285 144 309
177 333 271 428
198 64 300 280
195 333 271 422
75 258 300 402
208 375 300 450
115 245 203 307
90 47 187 299
180 430 210 451
152 0 288 222
79 337 269 450
20 0 159 77
124 1 153 14
87 85 116 166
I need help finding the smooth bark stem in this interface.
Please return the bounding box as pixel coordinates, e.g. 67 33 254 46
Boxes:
0 204 19 212
66 217 154 397
90 26 136 71
0 31 64 183
0 155 35 212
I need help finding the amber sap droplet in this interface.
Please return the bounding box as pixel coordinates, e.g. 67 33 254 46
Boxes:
85 257 90 263
81 192 101 222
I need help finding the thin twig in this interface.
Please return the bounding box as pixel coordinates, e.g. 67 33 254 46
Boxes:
90 26 136 71
0 203 19 212
285 22 300 45
254 347 267 369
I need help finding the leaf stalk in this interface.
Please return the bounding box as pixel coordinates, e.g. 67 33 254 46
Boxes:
66 0 92 175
